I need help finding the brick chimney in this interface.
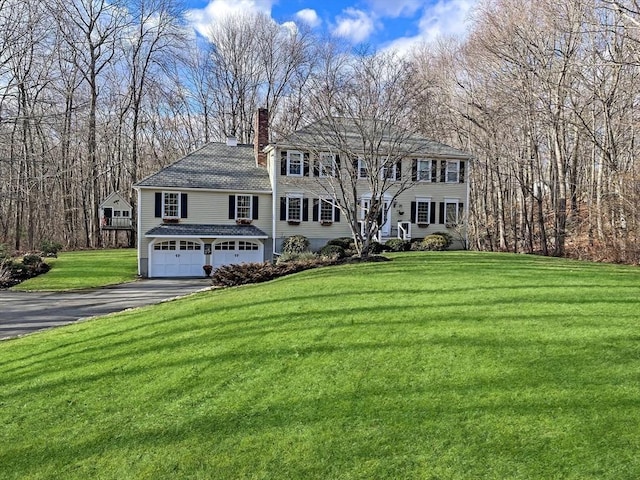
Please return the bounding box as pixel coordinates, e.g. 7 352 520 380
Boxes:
254 108 268 167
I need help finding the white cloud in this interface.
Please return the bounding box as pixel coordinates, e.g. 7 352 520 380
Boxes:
295 8 321 28
186 0 274 37
331 8 377 44
384 0 477 54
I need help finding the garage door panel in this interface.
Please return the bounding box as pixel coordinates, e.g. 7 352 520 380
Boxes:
151 239 204 277
213 240 263 268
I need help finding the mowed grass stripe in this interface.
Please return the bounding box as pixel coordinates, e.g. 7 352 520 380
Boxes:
1 252 639 479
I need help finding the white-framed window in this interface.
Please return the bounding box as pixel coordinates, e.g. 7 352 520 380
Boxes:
319 152 337 177
122 211 130 218
381 160 397 180
416 197 431 224
113 211 121 217
238 241 259 251
236 194 252 220
319 198 336 222
286 194 303 222
163 192 179 218
154 240 176 250
416 159 432 181
179 240 201 251
446 161 460 183
215 241 235 250
445 198 462 225
357 158 369 179
287 151 303 176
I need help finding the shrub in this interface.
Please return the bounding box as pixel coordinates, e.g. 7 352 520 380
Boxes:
319 244 346 259
431 231 453 248
22 254 43 266
367 241 383 255
416 234 449 251
282 235 310 254
276 251 318 264
326 237 354 250
384 239 410 252
40 239 62 257
211 257 338 287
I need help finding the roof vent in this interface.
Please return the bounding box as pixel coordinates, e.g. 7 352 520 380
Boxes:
226 136 237 147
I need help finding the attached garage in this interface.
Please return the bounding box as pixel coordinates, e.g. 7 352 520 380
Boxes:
145 223 269 278
150 239 204 277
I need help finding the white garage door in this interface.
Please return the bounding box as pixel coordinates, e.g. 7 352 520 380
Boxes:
151 240 204 277
213 240 263 268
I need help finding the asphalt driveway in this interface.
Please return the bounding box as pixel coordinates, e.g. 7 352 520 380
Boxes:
0 279 212 340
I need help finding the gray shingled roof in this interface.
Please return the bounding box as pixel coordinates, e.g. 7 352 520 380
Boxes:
135 143 271 191
275 117 471 159
145 224 268 238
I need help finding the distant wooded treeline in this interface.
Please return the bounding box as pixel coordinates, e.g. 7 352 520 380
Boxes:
1 0 638 263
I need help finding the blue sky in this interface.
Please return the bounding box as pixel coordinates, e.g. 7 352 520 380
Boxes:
185 0 477 52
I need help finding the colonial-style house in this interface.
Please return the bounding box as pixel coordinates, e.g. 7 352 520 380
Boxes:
133 110 471 277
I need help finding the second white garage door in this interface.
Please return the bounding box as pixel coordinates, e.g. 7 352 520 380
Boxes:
213 240 264 268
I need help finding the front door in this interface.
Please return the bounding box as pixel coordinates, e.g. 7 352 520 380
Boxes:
362 198 391 237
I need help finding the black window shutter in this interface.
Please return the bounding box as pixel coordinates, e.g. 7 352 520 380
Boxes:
180 193 188 218
303 153 310 177
458 202 464 220
430 202 436 224
334 204 340 222
431 161 437 182
280 197 286 220
410 202 416 223
252 196 259 220
440 160 446 183
459 161 466 183
395 160 402 180
411 160 417 181
280 151 287 176
312 199 319 222
155 192 162 217
313 158 320 177
303 198 309 221
335 155 341 172
228 195 235 219
439 202 445 224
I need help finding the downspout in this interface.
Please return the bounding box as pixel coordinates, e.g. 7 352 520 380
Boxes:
271 149 278 261
135 186 142 275
465 157 472 250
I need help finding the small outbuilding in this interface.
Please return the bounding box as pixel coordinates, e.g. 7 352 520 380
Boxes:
99 192 134 230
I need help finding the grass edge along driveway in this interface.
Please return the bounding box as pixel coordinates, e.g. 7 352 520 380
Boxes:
1 251 639 479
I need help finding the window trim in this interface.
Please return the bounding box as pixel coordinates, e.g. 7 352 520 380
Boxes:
381 160 397 180
162 191 180 218
444 198 461 225
357 158 369 179
286 194 303 222
415 197 431 224
235 194 253 220
287 151 304 177
319 197 336 223
416 159 432 182
445 161 460 183
319 152 337 177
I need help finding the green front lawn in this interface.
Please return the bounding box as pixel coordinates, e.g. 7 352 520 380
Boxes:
11 248 137 291
1 252 639 479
